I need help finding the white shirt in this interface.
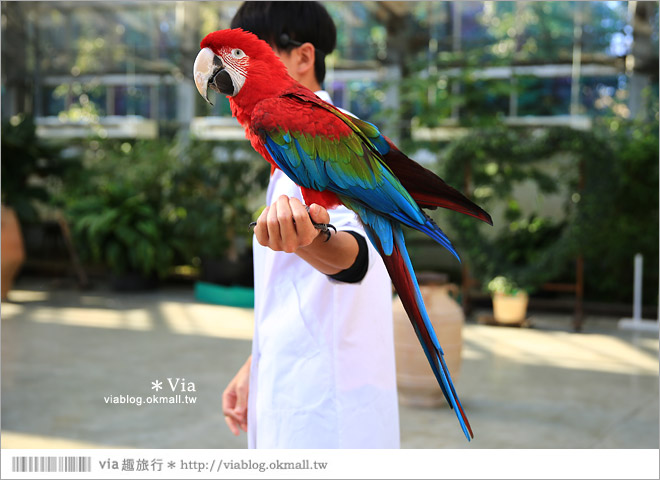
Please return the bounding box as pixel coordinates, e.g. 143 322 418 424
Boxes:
248 91 400 449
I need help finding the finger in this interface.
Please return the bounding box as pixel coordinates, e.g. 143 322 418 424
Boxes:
233 383 249 433
289 198 318 245
254 206 270 246
235 411 248 432
223 406 245 430
234 383 248 418
275 195 297 252
224 415 240 436
222 387 236 415
265 201 282 249
307 203 331 225
222 386 240 430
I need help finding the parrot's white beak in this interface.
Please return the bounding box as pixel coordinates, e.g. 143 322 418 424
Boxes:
193 47 218 105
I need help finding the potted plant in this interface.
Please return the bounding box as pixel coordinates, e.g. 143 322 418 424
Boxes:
486 275 529 324
439 127 586 318
470 213 570 325
479 213 570 324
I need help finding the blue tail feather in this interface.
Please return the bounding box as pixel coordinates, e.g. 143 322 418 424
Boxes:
392 226 472 440
361 219 473 441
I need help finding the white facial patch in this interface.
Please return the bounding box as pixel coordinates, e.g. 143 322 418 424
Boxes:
225 68 246 96
219 47 249 96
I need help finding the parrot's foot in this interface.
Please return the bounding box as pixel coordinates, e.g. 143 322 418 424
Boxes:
313 221 337 242
305 205 336 242
248 208 336 242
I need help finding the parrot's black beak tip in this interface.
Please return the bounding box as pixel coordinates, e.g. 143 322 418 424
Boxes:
203 79 215 106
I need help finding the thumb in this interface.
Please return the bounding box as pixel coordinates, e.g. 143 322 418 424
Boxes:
308 203 330 225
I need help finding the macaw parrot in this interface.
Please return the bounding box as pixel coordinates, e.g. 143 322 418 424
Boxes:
193 28 492 441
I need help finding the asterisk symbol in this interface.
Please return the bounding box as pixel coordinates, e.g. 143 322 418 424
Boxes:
152 380 163 391
167 461 176 469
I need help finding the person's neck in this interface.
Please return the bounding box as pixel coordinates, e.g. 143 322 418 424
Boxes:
296 73 321 92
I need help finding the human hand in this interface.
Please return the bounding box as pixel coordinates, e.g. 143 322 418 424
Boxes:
222 356 251 436
253 195 330 253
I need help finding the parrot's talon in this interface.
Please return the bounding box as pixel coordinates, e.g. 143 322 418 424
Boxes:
249 221 257 230
303 205 335 241
312 222 336 242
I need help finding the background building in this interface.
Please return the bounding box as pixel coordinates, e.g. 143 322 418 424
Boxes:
1 1 658 311
3 2 657 137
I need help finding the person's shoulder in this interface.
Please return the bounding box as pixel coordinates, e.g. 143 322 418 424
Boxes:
314 90 356 118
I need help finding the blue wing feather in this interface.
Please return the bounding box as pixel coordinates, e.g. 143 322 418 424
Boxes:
261 119 460 260
253 93 472 440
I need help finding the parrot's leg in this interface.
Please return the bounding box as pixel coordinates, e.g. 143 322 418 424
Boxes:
248 206 336 242
304 205 336 242
308 221 336 242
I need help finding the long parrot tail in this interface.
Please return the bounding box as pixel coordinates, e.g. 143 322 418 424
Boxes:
365 222 474 441
381 143 493 226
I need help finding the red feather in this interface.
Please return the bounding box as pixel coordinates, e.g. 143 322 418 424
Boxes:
369 225 474 440
263 88 493 226
381 139 493 226
300 187 341 210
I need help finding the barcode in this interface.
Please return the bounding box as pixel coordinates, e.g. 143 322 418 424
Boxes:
11 456 92 473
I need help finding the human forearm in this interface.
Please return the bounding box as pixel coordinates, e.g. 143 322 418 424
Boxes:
295 230 359 275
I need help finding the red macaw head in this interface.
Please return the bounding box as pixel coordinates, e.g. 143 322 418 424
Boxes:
193 28 289 105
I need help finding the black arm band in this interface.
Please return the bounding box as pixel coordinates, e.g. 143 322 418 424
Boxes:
328 230 369 284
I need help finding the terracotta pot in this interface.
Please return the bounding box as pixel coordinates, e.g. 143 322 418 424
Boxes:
393 276 464 408
1 205 26 300
492 291 529 324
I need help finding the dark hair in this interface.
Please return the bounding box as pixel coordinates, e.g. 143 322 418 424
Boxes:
230 1 336 84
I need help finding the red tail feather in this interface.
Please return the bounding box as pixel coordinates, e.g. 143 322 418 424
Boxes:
382 141 492 226
374 230 474 439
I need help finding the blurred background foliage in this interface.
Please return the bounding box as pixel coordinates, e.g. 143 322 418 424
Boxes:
1 115 76 223
1 1 658 308
57 140 186 278
56 138 269 279
438 120 659 303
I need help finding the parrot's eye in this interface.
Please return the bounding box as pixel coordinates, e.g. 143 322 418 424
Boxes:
231 49 246 59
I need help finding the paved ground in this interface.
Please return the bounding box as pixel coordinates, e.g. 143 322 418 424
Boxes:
2 278 658 449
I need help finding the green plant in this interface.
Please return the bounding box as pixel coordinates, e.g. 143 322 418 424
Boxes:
487 276 524 296
476 213 570 294
59 138 270 279
440 123 659 304
440 126 579 294
168 140 270 262
66 183 181 277
575 118 659 303
60 140 185 278
1 115 77 222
